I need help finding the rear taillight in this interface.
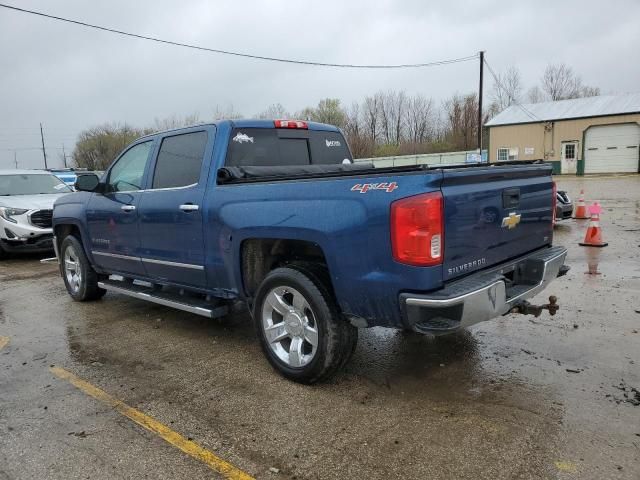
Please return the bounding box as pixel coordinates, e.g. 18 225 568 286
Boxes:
552 181 557 226
274 119 308 129
391 191 443 266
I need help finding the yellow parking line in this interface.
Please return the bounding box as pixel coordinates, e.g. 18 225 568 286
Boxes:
554 460 578 473
0 336 9 350
50 366 254 480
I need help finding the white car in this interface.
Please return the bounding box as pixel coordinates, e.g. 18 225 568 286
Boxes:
0 169 73 258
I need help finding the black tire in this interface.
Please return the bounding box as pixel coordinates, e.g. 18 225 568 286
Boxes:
253 266 357 384
59 235 106 301
0 242 8 260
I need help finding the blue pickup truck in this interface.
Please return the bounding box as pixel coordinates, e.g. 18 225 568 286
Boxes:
53 119 568 383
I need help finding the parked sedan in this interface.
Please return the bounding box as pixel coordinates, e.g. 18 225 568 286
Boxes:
555 190 573 222
0 170 73 258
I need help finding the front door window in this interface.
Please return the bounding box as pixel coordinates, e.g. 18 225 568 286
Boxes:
107 141 153 192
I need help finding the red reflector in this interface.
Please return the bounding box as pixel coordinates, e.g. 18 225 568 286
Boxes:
552 181 557 226
274 119 308 129
391 191 443 267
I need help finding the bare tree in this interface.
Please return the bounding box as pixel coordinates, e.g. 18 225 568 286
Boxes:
376 91 406 145
490 66 523 112
256 103 289 119
343 102 372 158
526 85 545 103
541 64 583 100
212 104 242 120
362 93 381 144
404 94 434 147
152 113 201 132
343 102 361 138
538 63 602 101
378 92 392 144
443 93 479 151
391 91 407 146
579 85 601 98
72 87 529 166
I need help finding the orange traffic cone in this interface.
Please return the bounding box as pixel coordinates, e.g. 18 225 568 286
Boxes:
579 202 608 247
573 189 590 219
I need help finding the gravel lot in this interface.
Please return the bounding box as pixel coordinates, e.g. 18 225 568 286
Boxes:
1 174 638 479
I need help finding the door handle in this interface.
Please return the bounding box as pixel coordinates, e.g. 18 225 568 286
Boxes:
121 205 136 212
179 204 199 212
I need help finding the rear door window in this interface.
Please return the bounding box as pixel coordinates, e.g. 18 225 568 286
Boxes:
152 131 208 189
226 128 351 167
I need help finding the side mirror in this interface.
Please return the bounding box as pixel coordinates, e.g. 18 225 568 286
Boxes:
74 174 100 192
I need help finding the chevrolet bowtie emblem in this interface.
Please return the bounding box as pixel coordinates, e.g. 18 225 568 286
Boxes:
501 212 521 229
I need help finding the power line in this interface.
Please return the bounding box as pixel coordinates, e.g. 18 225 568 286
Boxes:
0 3 479 69
483 58 540 121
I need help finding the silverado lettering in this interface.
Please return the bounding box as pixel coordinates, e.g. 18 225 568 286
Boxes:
448 258 487 275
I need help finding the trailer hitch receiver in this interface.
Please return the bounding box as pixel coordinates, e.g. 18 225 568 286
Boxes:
510 295 559 318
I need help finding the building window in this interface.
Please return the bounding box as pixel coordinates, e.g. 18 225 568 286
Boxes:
497 147 519 161
564 143 576 159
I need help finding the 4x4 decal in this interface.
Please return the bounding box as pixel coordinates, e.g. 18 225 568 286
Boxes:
351 182 398 193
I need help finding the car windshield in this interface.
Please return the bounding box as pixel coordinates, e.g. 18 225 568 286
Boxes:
0 174 73 195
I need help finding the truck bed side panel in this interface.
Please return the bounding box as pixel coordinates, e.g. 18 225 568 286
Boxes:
206 172 444 327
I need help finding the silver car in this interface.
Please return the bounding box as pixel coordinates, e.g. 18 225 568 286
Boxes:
0 169 73 258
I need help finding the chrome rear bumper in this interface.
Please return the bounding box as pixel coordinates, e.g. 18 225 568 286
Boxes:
400 246 568 334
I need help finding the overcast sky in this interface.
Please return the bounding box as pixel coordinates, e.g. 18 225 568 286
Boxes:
1 0 639 169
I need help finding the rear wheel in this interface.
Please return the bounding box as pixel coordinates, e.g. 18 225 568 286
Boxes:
253 266 357 384
60 235 106 301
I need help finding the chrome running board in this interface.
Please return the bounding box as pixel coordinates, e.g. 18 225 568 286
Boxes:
98 280 228 319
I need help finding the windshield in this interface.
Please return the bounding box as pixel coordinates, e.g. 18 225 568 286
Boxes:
0 174 73 195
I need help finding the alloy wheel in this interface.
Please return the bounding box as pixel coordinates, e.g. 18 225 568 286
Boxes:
63 245 82 294
261 286 319 368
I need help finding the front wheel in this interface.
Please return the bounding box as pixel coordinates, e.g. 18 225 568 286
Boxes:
60 235 106 301
253 266 357 384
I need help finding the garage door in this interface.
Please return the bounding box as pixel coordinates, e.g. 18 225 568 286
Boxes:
584 123 640 173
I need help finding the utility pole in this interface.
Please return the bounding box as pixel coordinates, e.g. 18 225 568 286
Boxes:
62 144 68 168
478 50 484 152
40 123 48 169
14 150 18 169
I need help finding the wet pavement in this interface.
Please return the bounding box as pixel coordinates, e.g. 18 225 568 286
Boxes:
1 174 639 479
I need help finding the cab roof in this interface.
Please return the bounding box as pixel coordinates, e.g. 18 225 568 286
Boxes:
140 119 341 140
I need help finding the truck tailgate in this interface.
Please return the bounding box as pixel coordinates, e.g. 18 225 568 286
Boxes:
441 164 554 281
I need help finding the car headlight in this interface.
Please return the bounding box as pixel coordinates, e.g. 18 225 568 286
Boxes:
0 207 28 223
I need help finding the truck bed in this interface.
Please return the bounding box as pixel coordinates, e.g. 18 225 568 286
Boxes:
213 159 554 327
